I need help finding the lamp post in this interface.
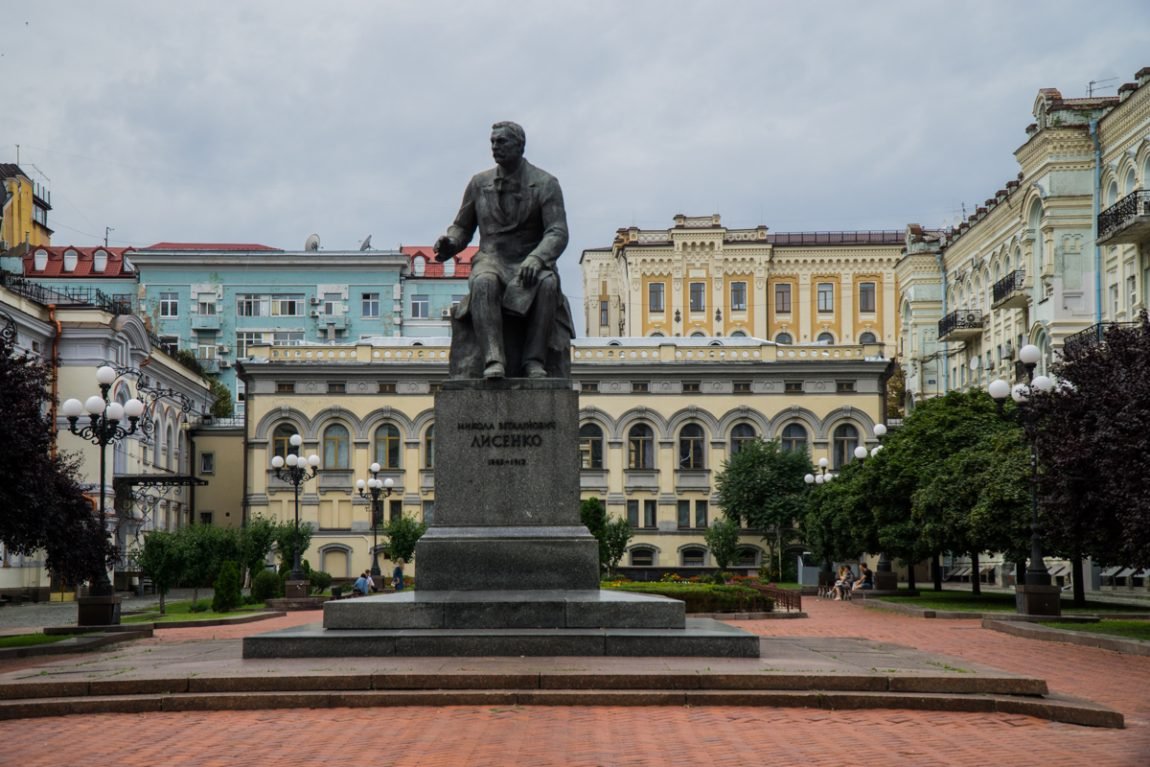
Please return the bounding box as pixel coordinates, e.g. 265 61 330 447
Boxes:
805 458 836 585
61 365 145 626
988 343 1060 616
270 434 320 584
356 463 395 578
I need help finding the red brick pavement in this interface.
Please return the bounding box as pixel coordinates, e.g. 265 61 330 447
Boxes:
1 600 1148 766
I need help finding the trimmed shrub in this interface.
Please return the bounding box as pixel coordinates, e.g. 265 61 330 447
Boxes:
251 569 282 602
212 561 243 613
308 570 333 595
605 582 772 613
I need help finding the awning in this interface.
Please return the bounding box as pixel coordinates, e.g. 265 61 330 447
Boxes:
1115 568 1135 578
1048 563 1071 577
980 564 996 573
950 566 971 577
1101 566 1122 577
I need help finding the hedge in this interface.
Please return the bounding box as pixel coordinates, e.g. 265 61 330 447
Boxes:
604 582 773 613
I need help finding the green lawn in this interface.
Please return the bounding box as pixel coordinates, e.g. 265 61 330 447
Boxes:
0 633 70 649
877 589 1149 614
1039 620 1150 642
123 598 269 624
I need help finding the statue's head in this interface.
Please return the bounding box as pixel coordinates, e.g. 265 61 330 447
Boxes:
491 121 526 168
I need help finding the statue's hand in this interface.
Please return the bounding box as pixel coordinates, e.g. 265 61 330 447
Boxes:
433 236 458 262
518 255 544 287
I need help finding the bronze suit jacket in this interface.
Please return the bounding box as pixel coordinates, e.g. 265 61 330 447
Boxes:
447 159 571 320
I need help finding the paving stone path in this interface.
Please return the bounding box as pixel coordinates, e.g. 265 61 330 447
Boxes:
1 597 1147 766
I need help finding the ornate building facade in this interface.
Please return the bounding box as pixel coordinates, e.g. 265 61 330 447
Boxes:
237 336 891 580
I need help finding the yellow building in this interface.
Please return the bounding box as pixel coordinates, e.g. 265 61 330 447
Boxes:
581 214 902 350
237 336 891 580
1 163 53 251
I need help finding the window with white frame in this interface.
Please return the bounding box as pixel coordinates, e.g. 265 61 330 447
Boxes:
159 291 179 317
817 283 834 313
272 331 304 346
362 292 380 317
236 331 263 356
237 294 268 316
729 281 747 312
271 294 305 316
411 294 429 319
200 452 215 474
689 282 706 312
196 293 217 315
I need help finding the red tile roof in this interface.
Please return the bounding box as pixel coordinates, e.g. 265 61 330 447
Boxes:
22 245 135 278
142 242 282 252
402 245 476 278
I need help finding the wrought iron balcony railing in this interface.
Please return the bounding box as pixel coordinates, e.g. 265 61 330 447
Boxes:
992 269 1026 304
1063 320 1142 357
938 309 984 339
1098 190 1150 243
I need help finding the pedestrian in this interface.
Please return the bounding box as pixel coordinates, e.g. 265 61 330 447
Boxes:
352 571 371 597
392 559 406 592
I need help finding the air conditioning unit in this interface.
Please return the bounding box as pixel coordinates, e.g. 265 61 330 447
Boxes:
309 297 321 305
440 308 452 319
217 344 231 354
219 360 232 369
309 310 320 318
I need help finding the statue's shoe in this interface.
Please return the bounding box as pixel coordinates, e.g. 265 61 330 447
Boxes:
483 362 505 379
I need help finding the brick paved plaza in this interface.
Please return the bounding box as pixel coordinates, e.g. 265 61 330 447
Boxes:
1 598 1147 766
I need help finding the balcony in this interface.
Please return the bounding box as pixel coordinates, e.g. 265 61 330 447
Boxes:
938 309 985 341
191 313 221 331
1063 320 1142 357
991 269 1028 310
1098 190 1150 245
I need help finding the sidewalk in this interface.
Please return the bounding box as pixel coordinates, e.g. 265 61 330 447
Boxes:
1 597 1148 766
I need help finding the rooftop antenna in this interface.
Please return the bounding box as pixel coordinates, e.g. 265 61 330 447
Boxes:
104 226 114 247
359 234 372 251
304 233 321 251
1087 78 1118 97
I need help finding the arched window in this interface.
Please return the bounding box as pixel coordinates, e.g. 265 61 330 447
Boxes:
323 423 350 469
650 331 665 337
151 418 162 466
780 423 808 453
424 425 435 468
690 331 705 338
579 423 604 469
628 424 655 469
63 248 78 272
775 332 793 345
630 546 656 567
373 424 402 469
681 546 706 567
1029 201 1044 296
413 256 426 276
678 423 705 469
113 390 129 474
817 331 835 344
736 547 760 567
1106 179 1119 206
93 249 108 273
858 331 877 344
833 424 860 469
730 423 757 455
443 258 455 277
730 330 747 338
166 423 176 470
272 424 298 459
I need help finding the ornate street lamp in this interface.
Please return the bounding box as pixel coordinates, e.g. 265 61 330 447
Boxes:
989 343 1060 616
270 434 320 583
61 365 145 625
356 464 395 577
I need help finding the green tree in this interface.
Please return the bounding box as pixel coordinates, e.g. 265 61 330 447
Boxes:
273 521 314 575
580 497 610 575
383 514 428 563
178 524 241 602
211 560 242 612
208 376 234 419
133 530 182 614
715 439 811 533
603 517 632 578
0 330 114 585
239 515 278 584
704 517 740 577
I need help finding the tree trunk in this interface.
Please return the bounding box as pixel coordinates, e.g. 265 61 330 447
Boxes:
932 553 943 591
1016 560 1026 588
159 590 167 615
970 551 981 595
905 560 916 592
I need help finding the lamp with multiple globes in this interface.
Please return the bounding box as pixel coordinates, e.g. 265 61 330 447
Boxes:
356 463 396 577
270 433 321 582
988 343 1060 616
61 366 146 625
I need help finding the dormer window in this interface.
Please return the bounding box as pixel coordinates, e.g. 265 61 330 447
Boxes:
33 249 48 271
443 258 455 277
63 249 78 272
413 256 426 277
93 249 108 273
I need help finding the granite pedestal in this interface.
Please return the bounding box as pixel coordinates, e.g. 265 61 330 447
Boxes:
244 379 759 658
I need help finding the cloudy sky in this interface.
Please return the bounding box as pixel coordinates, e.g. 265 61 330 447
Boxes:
4 1 1148 333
